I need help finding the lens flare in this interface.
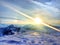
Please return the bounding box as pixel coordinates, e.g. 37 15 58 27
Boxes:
34 17 42 24
1 2 60 32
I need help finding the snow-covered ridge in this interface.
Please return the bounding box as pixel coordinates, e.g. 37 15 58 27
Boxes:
0 24 60 45
0 31 60 45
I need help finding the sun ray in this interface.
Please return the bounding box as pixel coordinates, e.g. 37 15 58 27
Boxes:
34 17 42 24
1 2 60 32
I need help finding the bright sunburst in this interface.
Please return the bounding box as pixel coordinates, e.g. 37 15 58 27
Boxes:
34 17 42 24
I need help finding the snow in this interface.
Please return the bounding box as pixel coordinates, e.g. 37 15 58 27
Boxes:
0 31 60 45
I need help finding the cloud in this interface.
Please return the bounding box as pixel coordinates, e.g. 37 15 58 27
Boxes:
0 19 27 24
45 0 60 9
28 0 60 25
33 0 51 3
32 1 59 12
0 0 60 26
31 0 60 19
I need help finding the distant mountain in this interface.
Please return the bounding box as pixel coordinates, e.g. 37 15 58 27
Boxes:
0 24 21 36
0 24 9 28
0 24 60 37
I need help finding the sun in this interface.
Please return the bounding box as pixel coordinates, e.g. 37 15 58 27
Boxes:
34 17 42 24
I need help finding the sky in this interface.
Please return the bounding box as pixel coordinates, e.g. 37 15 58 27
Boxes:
0 0 60 26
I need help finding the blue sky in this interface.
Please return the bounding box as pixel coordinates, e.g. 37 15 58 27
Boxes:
0 0 60 26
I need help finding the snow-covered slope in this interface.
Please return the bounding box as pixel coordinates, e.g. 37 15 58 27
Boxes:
0 31 60 45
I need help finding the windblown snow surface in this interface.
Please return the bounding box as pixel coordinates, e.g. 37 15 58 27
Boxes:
0 31 60 45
